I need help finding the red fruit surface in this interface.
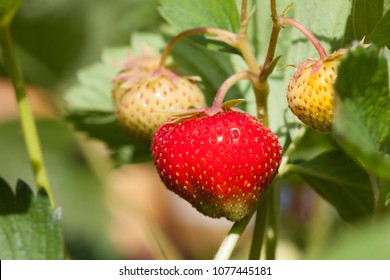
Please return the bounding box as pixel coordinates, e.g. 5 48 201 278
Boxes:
151 110 282 221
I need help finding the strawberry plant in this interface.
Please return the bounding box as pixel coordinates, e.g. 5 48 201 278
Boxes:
0 0 389 260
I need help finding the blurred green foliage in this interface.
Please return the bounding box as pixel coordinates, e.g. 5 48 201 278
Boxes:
4 0 162 88
0 0 389 260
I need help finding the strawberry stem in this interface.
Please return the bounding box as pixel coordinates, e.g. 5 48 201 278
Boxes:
258 0 282 81
214 214 252 260
240 0 248 27
0 23 55 209
215 187 272 260
237 1 259 72
279 17 328 60
254 0 285 125
239 2 256 37
159 27 238 67
236 34 259 73
265 186 279 259
212 71 257 108
270 0 278 18
249 197 269 259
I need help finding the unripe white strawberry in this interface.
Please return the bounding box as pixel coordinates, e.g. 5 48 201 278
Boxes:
112 58 206 140
112 54 161 106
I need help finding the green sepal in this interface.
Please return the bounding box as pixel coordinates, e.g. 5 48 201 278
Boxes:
222 99 246 109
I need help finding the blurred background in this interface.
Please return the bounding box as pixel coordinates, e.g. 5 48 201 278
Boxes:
0 0 344 260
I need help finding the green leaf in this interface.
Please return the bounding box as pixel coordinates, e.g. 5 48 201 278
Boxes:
65 63 116 112
158 0 240 32
289 149 375 221
158 0 241 53
369 7 390 48
353 0 384 40
0 0 23 26
316 217 390 259
0 178 63 259
333 45 390 179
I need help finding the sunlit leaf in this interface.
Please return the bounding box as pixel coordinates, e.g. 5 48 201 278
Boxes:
158 0 240 32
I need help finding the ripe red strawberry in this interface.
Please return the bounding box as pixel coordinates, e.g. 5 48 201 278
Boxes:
112 55 206 140
287 50 345 132
151 109 282 221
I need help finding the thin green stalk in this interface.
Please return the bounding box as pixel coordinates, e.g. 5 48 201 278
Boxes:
236 35 260 73
265 185 279 259
255 0 282 124
248 195 269 259
270 0 278 19
240 0 248 26
235 32 267 123
259 0 283 81
214 214 252 260
236 0 258 71
0 25 55 208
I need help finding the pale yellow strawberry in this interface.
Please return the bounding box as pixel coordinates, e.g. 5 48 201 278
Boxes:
112 54 161 106
287 50 345 132
113 66 206 140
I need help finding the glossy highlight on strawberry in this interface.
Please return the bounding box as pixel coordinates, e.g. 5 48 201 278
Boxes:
151 110 282 221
